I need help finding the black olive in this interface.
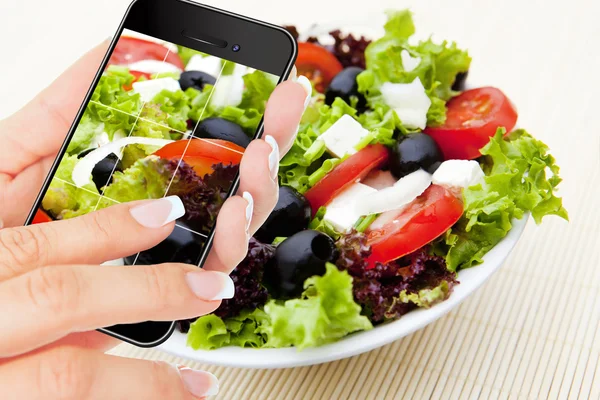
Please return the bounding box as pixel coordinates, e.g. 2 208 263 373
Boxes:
255 187 311 244
389 132 443 179
125 222 206 266
451 71 468 91
325 67 367 112
192 117 250 148
179 70 217 92
264 230 337 299
77 149 122 191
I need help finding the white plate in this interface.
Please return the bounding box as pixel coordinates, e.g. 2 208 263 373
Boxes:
160 216 528 369
160 22 528 368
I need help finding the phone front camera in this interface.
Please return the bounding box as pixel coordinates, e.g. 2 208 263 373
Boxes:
232 44 241 52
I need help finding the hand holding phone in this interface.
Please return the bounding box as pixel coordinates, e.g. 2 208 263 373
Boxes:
0 0 308 397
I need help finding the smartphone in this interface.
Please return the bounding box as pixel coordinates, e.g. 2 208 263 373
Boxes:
24 0 297 347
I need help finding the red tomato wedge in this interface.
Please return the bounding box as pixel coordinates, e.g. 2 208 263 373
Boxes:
154 139 245 177
304 144 389 217
297 42 343 92
425 87 518 160
123 70 151 91
32 209 52 225
109 37 184 69
365 185 463 268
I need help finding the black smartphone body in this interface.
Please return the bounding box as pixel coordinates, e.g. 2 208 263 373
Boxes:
24 0 297 347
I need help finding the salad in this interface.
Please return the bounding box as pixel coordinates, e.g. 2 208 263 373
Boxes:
34 30 280 265
179 10 568 350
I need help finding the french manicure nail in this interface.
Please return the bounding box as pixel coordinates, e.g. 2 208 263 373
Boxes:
185 270 235 301
176 365 220 397
243 191 254 233
130 196 185 228
295 75 312 109
265 135 279 181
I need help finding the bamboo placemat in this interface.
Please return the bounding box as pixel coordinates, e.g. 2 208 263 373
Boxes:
110 0 600 398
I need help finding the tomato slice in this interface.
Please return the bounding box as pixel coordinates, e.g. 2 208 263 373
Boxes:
32 209 52 225
366 185 463 268
297 42 343 92
304 144 389 216
123 70 151 91
425 87 518 160
109 37 184 69
154 139 245 177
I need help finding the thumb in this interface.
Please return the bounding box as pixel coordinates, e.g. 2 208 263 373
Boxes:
0 196 185 282
0 41 109 176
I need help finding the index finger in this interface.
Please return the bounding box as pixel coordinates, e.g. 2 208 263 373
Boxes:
262 78 311 156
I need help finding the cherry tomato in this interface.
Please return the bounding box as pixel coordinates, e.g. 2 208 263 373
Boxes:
296 42 343 92
32 209 52 225
123 70 151 91
425 87 518 160
109 37 184 69
154 139 244 177
366 185 463 267
304 144 389 216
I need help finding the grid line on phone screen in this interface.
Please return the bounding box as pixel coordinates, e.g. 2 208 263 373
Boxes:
129 50 229 266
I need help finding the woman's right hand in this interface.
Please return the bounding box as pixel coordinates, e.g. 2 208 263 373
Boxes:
0 197 237 399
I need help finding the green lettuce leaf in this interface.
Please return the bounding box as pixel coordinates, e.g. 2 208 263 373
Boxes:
436 129 568 271
396 281 451 308
239 70 277 114
66 113 105 155
187 309 269 350
358 10 470 127
97 155 172 208
278 98 358 192
177 46 208 66
260 263 372 349
41 155 101 219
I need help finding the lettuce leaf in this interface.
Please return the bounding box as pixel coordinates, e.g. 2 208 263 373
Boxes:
186 264 371 350
278 98 357 192
41 155 101 219
435 129 568 271
239 70 277 114
260 263 372 349
358 10 470 127
187 310 269 350
66 113 105 155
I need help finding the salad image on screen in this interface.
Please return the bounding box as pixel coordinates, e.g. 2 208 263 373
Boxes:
33 30 280 265
176 10 568 351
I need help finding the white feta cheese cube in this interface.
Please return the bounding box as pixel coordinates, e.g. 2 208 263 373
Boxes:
432 160 485 190
318 114 371 158
401 50 421 72
380 78 431 130
323 183 378 232
127 60 182 75
210 75 244 108
132 77 181 102
185 54 223 77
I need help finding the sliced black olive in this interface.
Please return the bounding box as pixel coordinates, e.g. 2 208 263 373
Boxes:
325 67 367 112
78 149 122 191
255 187 311 244
125 223 207 266
389 132 443 179
179 70 217 92
192 117 250 148
264 230 337 299
451 71 468 91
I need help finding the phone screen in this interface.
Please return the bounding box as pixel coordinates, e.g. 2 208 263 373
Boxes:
31 29 281 267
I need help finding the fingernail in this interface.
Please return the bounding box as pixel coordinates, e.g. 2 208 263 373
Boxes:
176 365 220 397
265 135 279 181
130 196 185 228
295 75 312 109
243 191 254 233
185 270 235 301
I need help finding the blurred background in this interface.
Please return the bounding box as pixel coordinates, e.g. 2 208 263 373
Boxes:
1 0 598 398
